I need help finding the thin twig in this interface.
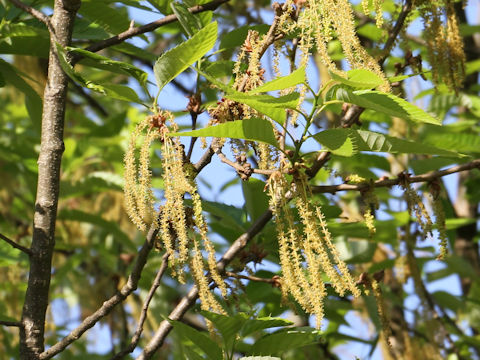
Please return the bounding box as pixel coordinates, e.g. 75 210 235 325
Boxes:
0 232 32 256
0 320 22 327
39 224 160 360
311 159 480 194
225 271 279 285
7 0 56 37
111 252 169 360
215 150 275 176
380 0 413 65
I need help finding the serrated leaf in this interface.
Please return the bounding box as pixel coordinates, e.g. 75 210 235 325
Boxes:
249 67 306 94
154 21 217 92
225 92 299 125
66 46 148 85
421 132 480 154
171 2 202 37
170 118 279 148
314 129 461 157
333 87 441 125
251 329 320 355
55 44 144 104
330 69 384 89
170 319 222 360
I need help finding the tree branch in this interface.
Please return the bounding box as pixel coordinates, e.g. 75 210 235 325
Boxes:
39 225 159 360
225 271 281 286
0 232 32 256
7 0 56 37
79 0 230 56
0 320 22 327
19 1 80 358
311 159 480 194
110 252 169 359
379 0 413 65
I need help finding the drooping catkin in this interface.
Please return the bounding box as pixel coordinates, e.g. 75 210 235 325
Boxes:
417 0 466 91
403 182 433 239
284 0 390 91
267 170 360 328
124 111 227 312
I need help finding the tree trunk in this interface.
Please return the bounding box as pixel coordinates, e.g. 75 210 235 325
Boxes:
19 1 80 358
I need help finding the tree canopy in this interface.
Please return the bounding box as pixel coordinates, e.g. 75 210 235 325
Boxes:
1 0 480 359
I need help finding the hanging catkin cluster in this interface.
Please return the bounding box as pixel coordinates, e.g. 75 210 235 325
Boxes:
267 169 360 328
280 0 390 91
124 112 226 313
416 0 465 91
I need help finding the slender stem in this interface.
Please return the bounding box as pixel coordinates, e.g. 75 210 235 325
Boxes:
110 252 169 359
0 232 32 256
311 159 480 194
7 0 56 39
0 320 22 327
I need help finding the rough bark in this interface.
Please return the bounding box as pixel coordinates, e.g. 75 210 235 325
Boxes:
19 1 80 359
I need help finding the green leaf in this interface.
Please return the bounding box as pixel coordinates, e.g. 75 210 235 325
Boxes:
251 329 320 355
314 129 356 156
154 21 217 93
249 67 306 94
239 357 281 360
170 319 223 360
55 44 143 104
242 178 270 222
171 2 202 37
79 1 132 34
0 59 42 126
0 23 49 57
219 24 270 51
432 291 462 312
241 317 293 338
170 118 279 148
66 46 148 85
313 129 461 157
147 0 173 14
57 210 135 251
201 311 248 353
333 87 441 125
225 92 299 125
421 132 480 154
330 69 384 89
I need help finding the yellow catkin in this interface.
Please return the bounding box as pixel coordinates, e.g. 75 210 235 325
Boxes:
138 129 159 222
431 193 448 260
124 111 227 314
418 0 465 91
267 170 360 328
372 279 393 349
124 119 149 232
404 183 433 239
288 0 390 91
364 209 376 235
